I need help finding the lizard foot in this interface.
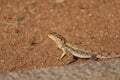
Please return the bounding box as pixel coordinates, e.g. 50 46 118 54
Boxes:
91 54 98 61
66 56 78 65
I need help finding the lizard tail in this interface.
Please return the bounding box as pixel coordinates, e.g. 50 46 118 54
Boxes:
96 52 120 58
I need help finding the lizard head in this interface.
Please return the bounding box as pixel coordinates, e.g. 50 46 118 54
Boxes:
48 32 66 48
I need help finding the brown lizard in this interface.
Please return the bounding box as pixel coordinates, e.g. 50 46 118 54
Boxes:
48 32 120 64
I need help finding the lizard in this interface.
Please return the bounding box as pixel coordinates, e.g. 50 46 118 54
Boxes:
48 32 120 64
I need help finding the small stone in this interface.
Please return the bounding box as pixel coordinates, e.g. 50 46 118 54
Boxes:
56 0 64 3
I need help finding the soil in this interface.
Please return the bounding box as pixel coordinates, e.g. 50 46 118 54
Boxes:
0 0 120 73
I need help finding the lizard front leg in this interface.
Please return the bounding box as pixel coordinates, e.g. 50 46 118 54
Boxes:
59 48 67 59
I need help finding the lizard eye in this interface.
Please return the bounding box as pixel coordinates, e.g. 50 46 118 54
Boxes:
60 38 63 41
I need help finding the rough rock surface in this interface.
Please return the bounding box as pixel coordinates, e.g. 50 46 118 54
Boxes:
0 60 120 80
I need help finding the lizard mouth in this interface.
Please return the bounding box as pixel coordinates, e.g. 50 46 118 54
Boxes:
48 33 58 42
48 34 54 40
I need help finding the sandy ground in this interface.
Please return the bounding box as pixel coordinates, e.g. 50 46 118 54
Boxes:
0 0 120 73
